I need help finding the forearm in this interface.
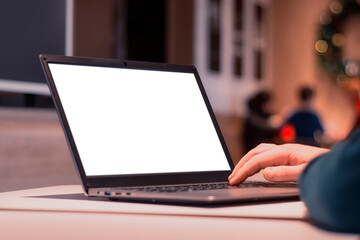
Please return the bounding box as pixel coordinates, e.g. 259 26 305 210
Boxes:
299 131 360 233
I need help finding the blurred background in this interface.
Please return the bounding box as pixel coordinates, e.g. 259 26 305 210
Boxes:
1 0 360 191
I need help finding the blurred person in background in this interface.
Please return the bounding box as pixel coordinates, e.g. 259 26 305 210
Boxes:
281 86 324 146
242 91 279 153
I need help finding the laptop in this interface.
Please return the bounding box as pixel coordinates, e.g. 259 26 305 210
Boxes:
39 54 298 204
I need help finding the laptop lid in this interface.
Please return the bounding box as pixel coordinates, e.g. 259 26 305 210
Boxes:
40 55 234 193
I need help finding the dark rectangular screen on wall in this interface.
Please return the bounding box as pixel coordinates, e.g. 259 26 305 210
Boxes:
0 0 66 83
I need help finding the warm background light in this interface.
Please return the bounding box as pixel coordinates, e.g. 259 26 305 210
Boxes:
315 40 329 53
330 1 343 14
332 33 345 47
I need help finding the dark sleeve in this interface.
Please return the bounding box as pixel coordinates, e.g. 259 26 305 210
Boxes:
284 113 295 125
299 128 360 233
313 114 324 133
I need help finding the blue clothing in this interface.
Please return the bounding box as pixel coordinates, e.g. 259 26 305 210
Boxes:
299 127 360 233
286 110 323 146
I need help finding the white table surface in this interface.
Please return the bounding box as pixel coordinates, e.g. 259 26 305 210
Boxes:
0 185 358 240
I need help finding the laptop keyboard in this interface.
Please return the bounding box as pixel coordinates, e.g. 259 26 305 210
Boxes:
116 181 297 193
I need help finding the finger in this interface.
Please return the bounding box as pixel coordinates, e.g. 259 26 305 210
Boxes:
228 143 276 180
229 145 293 185
262 164 307 182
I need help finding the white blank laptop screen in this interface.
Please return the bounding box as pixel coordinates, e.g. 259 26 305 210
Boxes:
48 63 231 176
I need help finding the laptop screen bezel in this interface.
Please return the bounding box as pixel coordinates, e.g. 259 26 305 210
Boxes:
39 54 234 191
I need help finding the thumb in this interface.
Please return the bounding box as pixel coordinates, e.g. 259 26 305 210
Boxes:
262 164 307 182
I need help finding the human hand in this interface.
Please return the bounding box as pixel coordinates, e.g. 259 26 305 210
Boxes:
228 143 330 185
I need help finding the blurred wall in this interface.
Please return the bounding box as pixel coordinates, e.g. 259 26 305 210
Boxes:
270 0 355 140
73 0 115 58
166 0 194 65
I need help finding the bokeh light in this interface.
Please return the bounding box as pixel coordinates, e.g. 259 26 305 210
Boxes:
320 12 332 25
345 60 359 76
322 26 334 39
315 40 328 53
330 1 343 14
332 33 345 47
336 74 348 87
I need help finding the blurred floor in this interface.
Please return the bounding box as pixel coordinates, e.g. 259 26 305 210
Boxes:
0 107 244 193
0 107 78 192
